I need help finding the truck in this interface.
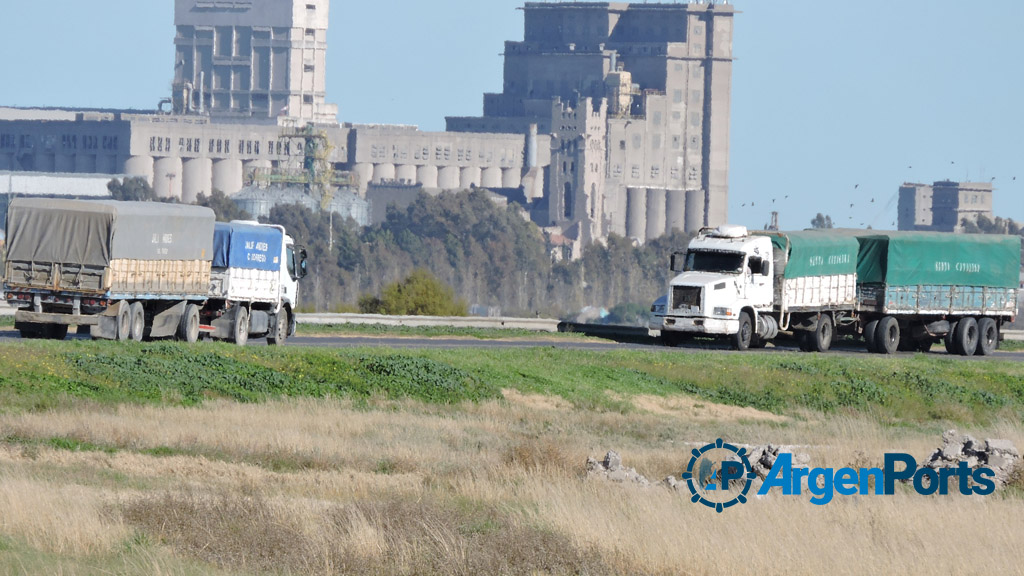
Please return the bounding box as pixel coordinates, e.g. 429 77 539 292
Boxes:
203 221 307 345
658 225 860 352
3 199 307 345
657 225 1020 355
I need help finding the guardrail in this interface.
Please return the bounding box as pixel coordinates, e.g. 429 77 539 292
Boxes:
295 313 561 332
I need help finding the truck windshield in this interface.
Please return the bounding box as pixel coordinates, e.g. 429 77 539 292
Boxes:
685 250 745 274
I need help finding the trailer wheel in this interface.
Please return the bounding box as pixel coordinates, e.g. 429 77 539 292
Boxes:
178 304 200 344
47 324 69 341
116 303 131 341
875 316 900 354
233 307 250 347
863 319 880 353
129 302 145 342
732 312 753 351
953 317 978 356
268 311 288 346
943 321 958 354
976 317 998 356
812 314 833 353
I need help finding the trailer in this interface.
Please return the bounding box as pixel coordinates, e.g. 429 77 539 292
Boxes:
854 232 1020 355
4 198 215 341
203 221 306 345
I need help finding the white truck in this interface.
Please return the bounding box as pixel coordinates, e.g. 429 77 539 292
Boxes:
3 200 307 345
203 221 307 345
657 225 859 352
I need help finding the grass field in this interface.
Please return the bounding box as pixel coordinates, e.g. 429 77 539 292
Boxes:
0 339 1022 575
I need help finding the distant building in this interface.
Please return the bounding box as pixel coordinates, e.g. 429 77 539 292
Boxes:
0 171 116 228
0 0 736 253
898 181 994 232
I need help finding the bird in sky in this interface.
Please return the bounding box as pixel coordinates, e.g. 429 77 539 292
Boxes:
870 198 875 203
850 203 854 208
854 184 859 189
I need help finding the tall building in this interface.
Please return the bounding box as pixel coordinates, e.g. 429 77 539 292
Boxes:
449 2 736 244
171 0 336 123
0 1 736 253
898 180 994 232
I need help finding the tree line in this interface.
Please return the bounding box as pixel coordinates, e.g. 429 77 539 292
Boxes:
108 178 688 318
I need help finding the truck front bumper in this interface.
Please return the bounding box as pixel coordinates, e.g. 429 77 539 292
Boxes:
662 316 738 336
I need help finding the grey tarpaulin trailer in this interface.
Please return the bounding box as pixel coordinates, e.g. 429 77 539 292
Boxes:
3 198 215 341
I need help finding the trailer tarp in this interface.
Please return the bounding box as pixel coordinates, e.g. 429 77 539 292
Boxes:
766 231 860 279
5 198 214 266
212 222 283 272
856 232 1020 288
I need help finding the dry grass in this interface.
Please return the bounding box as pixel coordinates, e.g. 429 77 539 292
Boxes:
1 395 1023 575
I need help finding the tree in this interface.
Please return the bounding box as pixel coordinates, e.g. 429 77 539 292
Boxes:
810 213 834 229
107 177 157 201
196 189 252 222
360 269 467 316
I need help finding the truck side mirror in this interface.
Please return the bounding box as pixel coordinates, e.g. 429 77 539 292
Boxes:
297 247 308 279
670 253 685 272
761 260 771 276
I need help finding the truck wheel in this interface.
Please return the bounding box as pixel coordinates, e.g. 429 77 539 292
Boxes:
976 317 998 356
812 314 833 353
875 316 900 355
863 319 880 353
178 304 200 344
233 307 250 347
129 302 145 342
116 303 131 341
943 321 958 354
267 311 288 346
47 324 69 341
953 317 978 356
732 311 752 351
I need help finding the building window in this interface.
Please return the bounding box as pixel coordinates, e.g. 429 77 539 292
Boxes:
150 137 157 153
303 94 313 104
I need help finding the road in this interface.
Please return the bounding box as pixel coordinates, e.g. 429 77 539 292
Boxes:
2 330 1022 361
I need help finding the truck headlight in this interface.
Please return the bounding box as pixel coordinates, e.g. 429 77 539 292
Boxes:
713 307 734 317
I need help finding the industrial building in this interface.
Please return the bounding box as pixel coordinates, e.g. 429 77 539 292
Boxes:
898 181 994 232
0 0 735 252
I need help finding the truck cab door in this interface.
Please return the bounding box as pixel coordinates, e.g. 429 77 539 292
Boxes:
747 255 773 308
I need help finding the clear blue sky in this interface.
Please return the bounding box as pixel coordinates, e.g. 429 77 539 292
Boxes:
1 1 1022 229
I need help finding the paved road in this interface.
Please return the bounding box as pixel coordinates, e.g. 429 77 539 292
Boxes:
2 330 1022 361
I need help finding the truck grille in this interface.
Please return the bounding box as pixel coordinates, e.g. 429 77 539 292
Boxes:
672 286 701 310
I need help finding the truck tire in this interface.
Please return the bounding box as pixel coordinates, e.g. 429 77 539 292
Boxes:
875 316 900 355
812 314 833 353
976 317 998 356
943 321 958 354
953 317 978 356
178 304 200 344
129 302 145 342
47 324 69 341
267 311 288 346
233 307 249 347
116 303 132 341
732 311 752 351
863 319 879 353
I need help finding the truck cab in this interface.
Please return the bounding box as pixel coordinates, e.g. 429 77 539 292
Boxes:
662 225 774 348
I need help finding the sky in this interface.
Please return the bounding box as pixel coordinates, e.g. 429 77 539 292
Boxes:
1 0 1022 230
